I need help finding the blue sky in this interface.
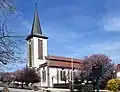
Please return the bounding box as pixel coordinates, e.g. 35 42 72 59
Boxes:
6 0 120 71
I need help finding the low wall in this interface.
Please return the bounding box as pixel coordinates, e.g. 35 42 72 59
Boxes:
95 90 109 92
45 88 109 92
54 83 69 89
45 88 70 92
0 87 110 92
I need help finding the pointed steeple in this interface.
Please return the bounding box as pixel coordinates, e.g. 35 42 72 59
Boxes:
26 3 48 40
31 3 42 35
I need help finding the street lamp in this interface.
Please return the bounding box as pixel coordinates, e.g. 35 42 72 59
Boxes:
112 70 116 79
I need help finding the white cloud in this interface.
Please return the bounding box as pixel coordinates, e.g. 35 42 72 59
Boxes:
65 38 120 64
88 41 120 52
44 23 98 45
8 18 31 36
101 16 120 31
111 56 120 60
101 0 120 32
21 20 31 31
78 40 120 63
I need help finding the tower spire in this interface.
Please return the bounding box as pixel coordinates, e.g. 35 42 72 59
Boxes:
26 0 48 40
31 0 42 35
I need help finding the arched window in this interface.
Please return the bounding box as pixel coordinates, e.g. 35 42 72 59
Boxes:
60 69 65 81
74 71 76 76
42 67 46 82
60 69 66 82
63 70 66 81
68 70 70 80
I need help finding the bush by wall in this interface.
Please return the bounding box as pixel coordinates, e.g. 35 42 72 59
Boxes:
107 79 120 92
73 84 94 92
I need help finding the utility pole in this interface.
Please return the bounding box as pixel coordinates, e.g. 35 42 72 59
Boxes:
71 58 74 92
96 77 100 92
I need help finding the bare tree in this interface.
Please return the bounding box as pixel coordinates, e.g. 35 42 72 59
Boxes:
0 0 25 70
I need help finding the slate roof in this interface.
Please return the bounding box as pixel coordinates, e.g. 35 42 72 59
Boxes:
31 8 42 35
26 7 48 40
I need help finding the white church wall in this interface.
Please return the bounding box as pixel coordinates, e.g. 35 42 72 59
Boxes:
49 68 77 87
38 66 78 88
32 37 47 68
39 66 48 87
117 72 120 78
49 68 58 87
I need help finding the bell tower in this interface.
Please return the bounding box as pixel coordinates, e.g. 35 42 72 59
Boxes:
26 5 48 68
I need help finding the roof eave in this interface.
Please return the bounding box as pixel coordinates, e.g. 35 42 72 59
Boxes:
26 34 48 40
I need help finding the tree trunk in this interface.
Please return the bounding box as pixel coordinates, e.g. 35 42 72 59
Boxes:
26 83 29 87
21 82 24 89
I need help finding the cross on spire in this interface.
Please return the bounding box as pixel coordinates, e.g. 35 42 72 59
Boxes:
36 0 38 10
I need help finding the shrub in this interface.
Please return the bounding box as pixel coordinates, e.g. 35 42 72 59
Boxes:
107 79 120 91
81 84 94 92
115 79 120 90
73 84 94 92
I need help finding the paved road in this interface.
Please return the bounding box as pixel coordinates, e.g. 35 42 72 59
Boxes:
0 87 41 92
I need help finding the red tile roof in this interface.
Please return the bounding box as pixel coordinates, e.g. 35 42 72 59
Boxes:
46 55 83 63
39 55 83 69
48 60 81 69
116 64 120 72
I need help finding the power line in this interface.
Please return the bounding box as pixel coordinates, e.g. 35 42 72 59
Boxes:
0 35 27 38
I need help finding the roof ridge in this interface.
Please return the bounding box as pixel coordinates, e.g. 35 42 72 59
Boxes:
48 55 83 60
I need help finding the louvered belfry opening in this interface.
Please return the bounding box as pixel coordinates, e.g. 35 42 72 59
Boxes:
38 39 43 59
29 40 32 67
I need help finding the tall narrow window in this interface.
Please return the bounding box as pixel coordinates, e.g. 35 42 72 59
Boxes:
42 67 46 82
63 70 66 82
57 69 59 83
38 39 43 59
68 70 70 80
74 71 76 76
60 69 66 81
71 70 75 81
29 40 32 67
60 70 63 81
71 71 72 81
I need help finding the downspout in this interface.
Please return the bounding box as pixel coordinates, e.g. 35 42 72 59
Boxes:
47 55 50 88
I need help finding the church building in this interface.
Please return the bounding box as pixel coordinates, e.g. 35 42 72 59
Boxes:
26 7 82 88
